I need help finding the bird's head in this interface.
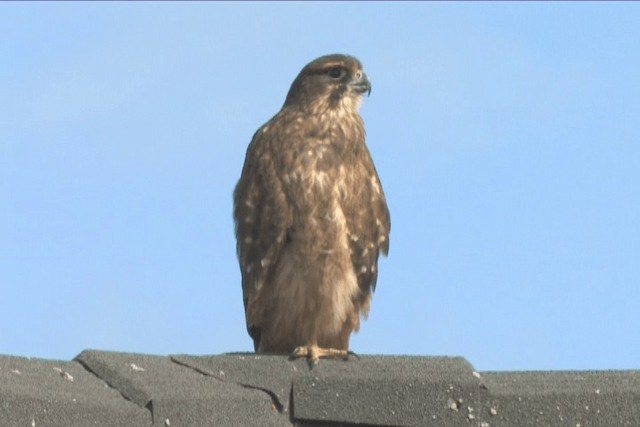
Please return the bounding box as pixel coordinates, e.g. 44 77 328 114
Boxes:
283 54 371 113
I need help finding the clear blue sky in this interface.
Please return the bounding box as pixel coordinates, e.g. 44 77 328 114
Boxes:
2 2 639 371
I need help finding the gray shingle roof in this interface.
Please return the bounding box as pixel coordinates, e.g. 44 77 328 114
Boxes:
1 350 638 426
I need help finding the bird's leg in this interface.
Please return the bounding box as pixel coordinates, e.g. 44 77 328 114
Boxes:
290 341 349 366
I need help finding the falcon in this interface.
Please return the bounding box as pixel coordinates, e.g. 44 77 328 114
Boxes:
233 54 390 364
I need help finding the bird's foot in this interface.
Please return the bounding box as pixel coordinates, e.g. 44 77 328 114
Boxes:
290 344 349 367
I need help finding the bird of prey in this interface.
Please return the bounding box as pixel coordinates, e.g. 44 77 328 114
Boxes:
233 54 390 364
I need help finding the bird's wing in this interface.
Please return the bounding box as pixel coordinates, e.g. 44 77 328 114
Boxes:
344 146 390 299
233 124 292 347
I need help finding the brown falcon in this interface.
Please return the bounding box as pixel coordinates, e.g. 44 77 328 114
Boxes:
233 54 390 364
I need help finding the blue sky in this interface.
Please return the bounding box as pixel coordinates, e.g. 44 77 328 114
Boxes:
2 2 639 371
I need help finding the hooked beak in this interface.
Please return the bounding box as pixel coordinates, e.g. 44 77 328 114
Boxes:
350 72 372 97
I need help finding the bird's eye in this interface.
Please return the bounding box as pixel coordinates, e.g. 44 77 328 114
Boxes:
327 67 345 79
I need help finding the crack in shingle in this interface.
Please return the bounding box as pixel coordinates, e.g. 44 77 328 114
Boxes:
75 356 154 425
169 356 286 413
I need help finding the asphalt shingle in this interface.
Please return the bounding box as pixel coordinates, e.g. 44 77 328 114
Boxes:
1 350 639 427
0 354 148 427
75 350 289 427
290 356 481 426
171 352 301 413
481 370 640 426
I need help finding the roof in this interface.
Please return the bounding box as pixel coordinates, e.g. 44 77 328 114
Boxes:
1 350 638 426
